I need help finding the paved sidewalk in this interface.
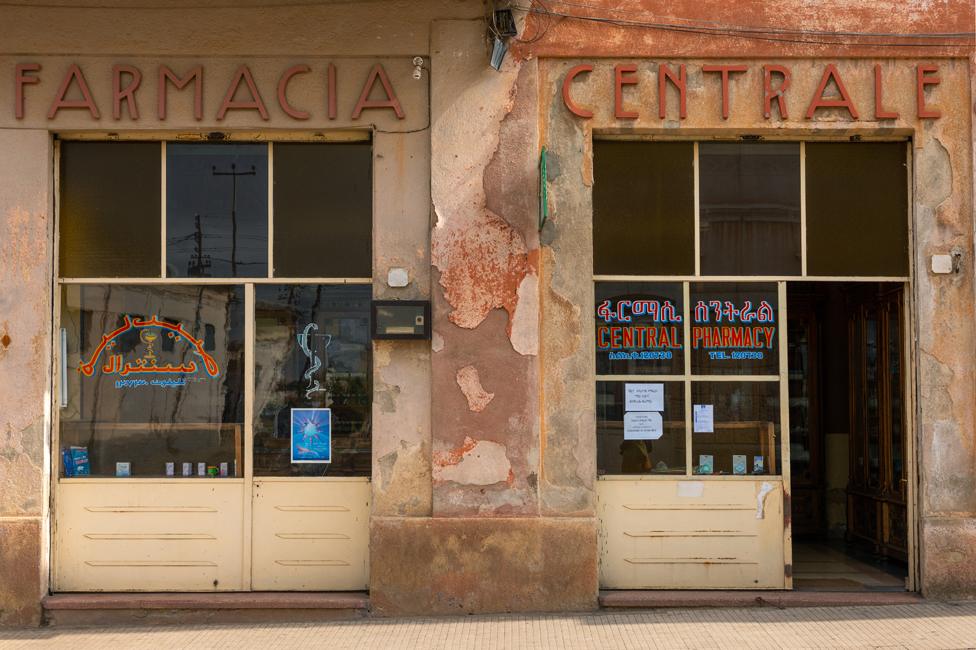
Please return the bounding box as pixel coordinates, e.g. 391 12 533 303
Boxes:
2 602 976 649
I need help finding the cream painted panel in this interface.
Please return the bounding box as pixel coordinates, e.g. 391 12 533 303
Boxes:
598 479 785 589
54 480 244 592
251 479 369 591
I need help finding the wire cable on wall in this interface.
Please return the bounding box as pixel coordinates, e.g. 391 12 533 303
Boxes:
511 1 975 48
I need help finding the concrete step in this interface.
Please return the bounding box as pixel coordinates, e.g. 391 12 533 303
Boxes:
600 589 924 609
42 592 369 626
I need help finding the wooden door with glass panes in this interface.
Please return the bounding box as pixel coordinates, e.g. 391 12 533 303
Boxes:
847 285 907 561
592 139 912 590
249 283 371 591
53 139 373 592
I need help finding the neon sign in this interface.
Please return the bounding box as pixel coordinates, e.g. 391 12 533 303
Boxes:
78 315 220 384
596 298 683 361
692 300 776 360
297 322 331 400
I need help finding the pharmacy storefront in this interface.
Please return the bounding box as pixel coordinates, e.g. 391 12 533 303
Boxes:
1 4 975 625
539 56 974 595
1 54 430 599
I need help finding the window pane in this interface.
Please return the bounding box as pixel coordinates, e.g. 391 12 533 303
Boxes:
59 284 244 478
691 282 778 375
273 143 372 278
806 142 908 276
593 141 694 275
59 142 160 278
699 142 800 275
691 381 780 476
597 381 685 475
253 284 371 477
595 281 684 376
166 143 268 278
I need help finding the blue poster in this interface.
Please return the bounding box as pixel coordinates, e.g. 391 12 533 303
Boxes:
290 408 332 463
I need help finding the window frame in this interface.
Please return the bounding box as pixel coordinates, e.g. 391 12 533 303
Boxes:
592 136 914 481
596 279 788 479
52 132 375 485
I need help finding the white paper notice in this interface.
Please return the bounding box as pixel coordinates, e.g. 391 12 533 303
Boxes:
693 404 714 433
624 411 663 440
625 383 664 412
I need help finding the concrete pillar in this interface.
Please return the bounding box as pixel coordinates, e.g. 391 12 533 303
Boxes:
369 20 598 615
0 129 52 627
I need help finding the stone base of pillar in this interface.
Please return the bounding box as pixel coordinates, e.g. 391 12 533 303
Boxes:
369 516 598 616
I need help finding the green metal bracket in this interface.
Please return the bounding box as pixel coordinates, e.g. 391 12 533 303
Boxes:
539 146 549 232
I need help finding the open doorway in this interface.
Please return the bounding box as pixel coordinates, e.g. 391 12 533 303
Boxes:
788 281 910 592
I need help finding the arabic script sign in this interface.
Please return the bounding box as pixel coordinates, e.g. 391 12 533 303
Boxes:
78 315 220 388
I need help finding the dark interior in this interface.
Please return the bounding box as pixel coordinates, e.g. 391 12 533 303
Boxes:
788 281 909 592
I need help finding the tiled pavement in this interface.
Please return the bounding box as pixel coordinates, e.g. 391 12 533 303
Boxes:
2 602 976 649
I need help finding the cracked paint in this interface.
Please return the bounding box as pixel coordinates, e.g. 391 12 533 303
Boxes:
456 365 494 412
433 436 512 486
430 53 540 357
509 272 539 356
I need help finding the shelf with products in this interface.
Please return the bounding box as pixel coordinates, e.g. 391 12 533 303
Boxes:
58 422 242 479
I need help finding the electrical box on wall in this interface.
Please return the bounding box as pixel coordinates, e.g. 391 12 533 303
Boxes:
371 300 431 340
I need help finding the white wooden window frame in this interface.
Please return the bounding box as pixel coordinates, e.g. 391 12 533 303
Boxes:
52 132 374 473
592 136 918 590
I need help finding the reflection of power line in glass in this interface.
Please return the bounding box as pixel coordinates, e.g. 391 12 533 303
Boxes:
187 213 212 277
212 162 256 276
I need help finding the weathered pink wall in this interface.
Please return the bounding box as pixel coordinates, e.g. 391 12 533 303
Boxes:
0 130 52 627
0 0 974 625
539 53 975 598
514 0 973 60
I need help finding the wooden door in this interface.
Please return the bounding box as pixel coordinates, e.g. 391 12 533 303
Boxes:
847 285 907 560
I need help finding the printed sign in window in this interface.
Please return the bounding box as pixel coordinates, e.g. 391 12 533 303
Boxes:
290 408 332 464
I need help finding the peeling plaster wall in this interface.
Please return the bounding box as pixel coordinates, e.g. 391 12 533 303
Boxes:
371 129 433 518
0 129 52 627
516 0 973 60
368 18 600 615
428 21 543 518
539 56 975 599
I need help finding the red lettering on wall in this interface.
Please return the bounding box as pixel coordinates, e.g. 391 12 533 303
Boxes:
48 64 100 119
872 64 898 119
658 63 687 119
614 63 638 119
112 64 142 120
562 64 594 118
158 66 203 121
276 64 310 120
916 64 941 118
806 64 859 120
327 62 337 120
762 65 791 119
217 65 270 121
15 63 40 120
702 64 746 120
352 63 404 119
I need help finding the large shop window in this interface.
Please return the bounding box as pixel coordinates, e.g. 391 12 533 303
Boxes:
57 140 373 479
594 139 908 478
